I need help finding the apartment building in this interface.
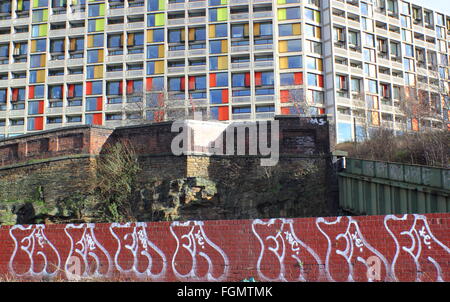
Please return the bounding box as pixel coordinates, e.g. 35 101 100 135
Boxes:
0 0 448 143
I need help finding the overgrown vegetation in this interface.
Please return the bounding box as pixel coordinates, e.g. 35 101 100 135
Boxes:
337 128 450 168
92 141 141 222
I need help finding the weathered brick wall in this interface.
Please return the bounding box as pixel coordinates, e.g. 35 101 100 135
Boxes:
1 213 448 282
0 116 337 222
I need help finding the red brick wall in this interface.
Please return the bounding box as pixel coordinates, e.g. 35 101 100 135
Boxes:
1 213 448 282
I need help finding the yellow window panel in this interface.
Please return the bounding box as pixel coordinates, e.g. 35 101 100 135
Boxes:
279 57 288 69
154 61 164 74
221 40 228 53
279 41 287 53
292 23 301 35
254 23 260 36
209 25 215 38
158 45 164 58
218 56 228 69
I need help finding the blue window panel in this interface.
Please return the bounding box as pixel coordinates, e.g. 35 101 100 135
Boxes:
92 34 104 47
168 77 182 91
307 73 317 86
88 4 101 17
169 29 182 43
148 0 160 11
195 27 206 40
287 39 302 52
209 57 218 70
261 71 274 86
107 82 121 95
232 73 245 87
29 71 38 83
231 24 244 38
288 55 302 68
260 23 273 36
232 107 251 114
30 55 42 68
286 7 301 19
232 89 250 96
151 77 165 90
86 98 98 111
34 85 45 98
195 76 207 90
209 40 223 54
87 66 95 79
134 33 144 46
215 24 227 37
216 72 228 86
28 102 40 115
210 90 223 104
36 39 47 52
255 88 274 95
279 24 292 36
87 50 99 63
147 45 160 59
147 61 155 74
209 9 217 22
91 81 103 94
280 73 294 85
337 122 352 143
152 29 164 42
49 86 62 99
210 107 219 120
256 106 275 112
74 84 83 97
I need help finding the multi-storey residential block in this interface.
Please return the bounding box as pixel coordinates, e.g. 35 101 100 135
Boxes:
0 0 448 143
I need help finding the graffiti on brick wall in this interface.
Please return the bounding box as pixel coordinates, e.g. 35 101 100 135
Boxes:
2 214 449 282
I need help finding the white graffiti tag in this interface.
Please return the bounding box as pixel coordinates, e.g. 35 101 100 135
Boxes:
64 224 112 279
316 216 392 282
384 214 450 282
8 225 61 278
110 222 167 279
170 221 229 281
252 218 324 282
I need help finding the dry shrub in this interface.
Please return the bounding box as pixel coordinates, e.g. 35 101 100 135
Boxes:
339 128 450 168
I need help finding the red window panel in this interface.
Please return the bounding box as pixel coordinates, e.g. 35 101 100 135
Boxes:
244 72 251 87
188 76 196 90
180 77 185 90
218 106 229 121
86 82 93 95
92 113 102 125
28 86 35 99
146 78 153 91
12 88 19 102
38 101 44 114
96 97 103 111
154 110 164 122
127 80 134 95
281 107 292 115
412 118 419 131
255 72 262 86
221 89 229 104
318 75 324 88
209 73 216 87
34 117 44 131
68 84 75 98
294 72 303 85
119 81 123 94
318 108 325 115
157 92 165 107
280 90 290 103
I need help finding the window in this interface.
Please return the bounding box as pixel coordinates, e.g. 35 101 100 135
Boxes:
306 56 323 71
107 81 123 96
108 34 124 54
279 23 301 36
280 72 303 86
67 116 82 123
88 34 104 48
87 49 104 63
277 7 301 20
86 97 103 111
210 40 227 54
279 39 302 53
47 116 62 124
209 23 227 38
88 4 105 17
279 55 302 69
168 77 185 91
307 73 324 87
232 73 249 88
210 89 229 104
86 81 103 95
305 24 321 38
210 73 228 87
335 75 348 90
363 33 374 47
306 40 322 54
305 8 320 23
48 85 63 99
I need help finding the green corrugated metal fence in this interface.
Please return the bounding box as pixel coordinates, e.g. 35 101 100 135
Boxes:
339 158 450 215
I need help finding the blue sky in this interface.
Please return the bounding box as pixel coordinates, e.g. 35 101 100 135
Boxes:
409 0 450 15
